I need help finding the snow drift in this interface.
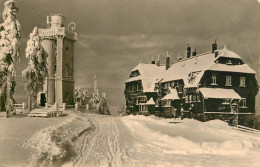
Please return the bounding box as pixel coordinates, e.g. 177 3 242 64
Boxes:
23 114 92 167
120 115 260 166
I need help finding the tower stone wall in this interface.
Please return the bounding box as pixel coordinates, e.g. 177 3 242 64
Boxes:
41 39 56 104
38 14 77 106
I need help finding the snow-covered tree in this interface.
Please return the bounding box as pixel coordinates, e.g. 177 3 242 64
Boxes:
118 105 127 116
22 27 48 111
98 92 110 115
75 88 92 104
0 0 21 115
89 89 101 109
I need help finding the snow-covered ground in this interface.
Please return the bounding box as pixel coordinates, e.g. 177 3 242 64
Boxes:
0 111 71 166
1 110 260 167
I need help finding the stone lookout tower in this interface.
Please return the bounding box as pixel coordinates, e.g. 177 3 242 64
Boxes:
38 14 77 106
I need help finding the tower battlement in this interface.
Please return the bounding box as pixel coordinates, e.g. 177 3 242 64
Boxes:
39 14 77 41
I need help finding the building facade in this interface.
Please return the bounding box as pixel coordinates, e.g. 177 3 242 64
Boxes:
124 60 165 115
124 42 259 126
38 14 77 106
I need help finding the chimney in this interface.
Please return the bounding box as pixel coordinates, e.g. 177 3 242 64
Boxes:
166 51 171 70
215 50 219 58
186 44 191 58
192 48 197 57
212 39 217 53
151 56 155 64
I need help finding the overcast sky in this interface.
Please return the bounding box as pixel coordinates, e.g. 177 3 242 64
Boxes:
1 0 259 106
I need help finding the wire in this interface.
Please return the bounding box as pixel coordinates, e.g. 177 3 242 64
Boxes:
77 39 129 77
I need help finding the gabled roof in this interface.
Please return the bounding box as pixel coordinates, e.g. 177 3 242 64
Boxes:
160 47 256 88
161 88 179 100
125 63 165 92
146 97 155 105
217 46 242 59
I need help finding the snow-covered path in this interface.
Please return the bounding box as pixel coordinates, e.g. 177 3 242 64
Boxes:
72 114 122 167
24 113 260 167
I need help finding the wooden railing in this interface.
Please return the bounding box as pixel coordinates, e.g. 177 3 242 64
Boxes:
14 103 26 110
232 125 260 134
44 103 90 110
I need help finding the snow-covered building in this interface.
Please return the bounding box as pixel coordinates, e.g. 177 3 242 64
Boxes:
124 59 165 114
125 42 259 126
38 14 77 106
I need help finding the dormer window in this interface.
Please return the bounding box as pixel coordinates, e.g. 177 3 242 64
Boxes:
240 77 246 87
164 83 167 89
227 60 232 65
130 70 140 78
211 74 217 85
226 75 232 86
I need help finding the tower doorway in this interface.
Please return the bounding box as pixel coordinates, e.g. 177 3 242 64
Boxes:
40 93 46 107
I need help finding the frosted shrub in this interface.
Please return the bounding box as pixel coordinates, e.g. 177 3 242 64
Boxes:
22 27 48 111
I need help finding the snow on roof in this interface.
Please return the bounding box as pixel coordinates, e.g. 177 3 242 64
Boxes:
160 47 255 88
199 88 241 99
209 64 256 74
161 88 180 100
125 63 165 92
142 79 159 92
160 52 216 87
217 46 242 59
146 97 155 105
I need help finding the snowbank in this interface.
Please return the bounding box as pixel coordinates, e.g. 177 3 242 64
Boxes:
23 113 92 167
121 115 260 156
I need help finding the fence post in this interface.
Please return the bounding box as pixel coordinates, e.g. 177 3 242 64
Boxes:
75 103 78 110
63 103 66 110
56 103 59 112
86 104 89 110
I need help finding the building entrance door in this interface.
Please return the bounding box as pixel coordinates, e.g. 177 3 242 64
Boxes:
40 93 46 107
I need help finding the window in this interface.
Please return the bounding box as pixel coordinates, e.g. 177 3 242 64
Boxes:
186 95 189 102
240 99 247 108
164 82 170 89
227 59 232 65
132 84 136 91
179 84 183 93
129 85 132 92
171 82 175 88
240 77 246 87
66 64 70 76
189 95 192 101
226 75 232 86
192 95 196 101
167 100 171 106
196 94 200 102
130 70 140 78
211 74 217 85
155 98 159 107
137 84 140 91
